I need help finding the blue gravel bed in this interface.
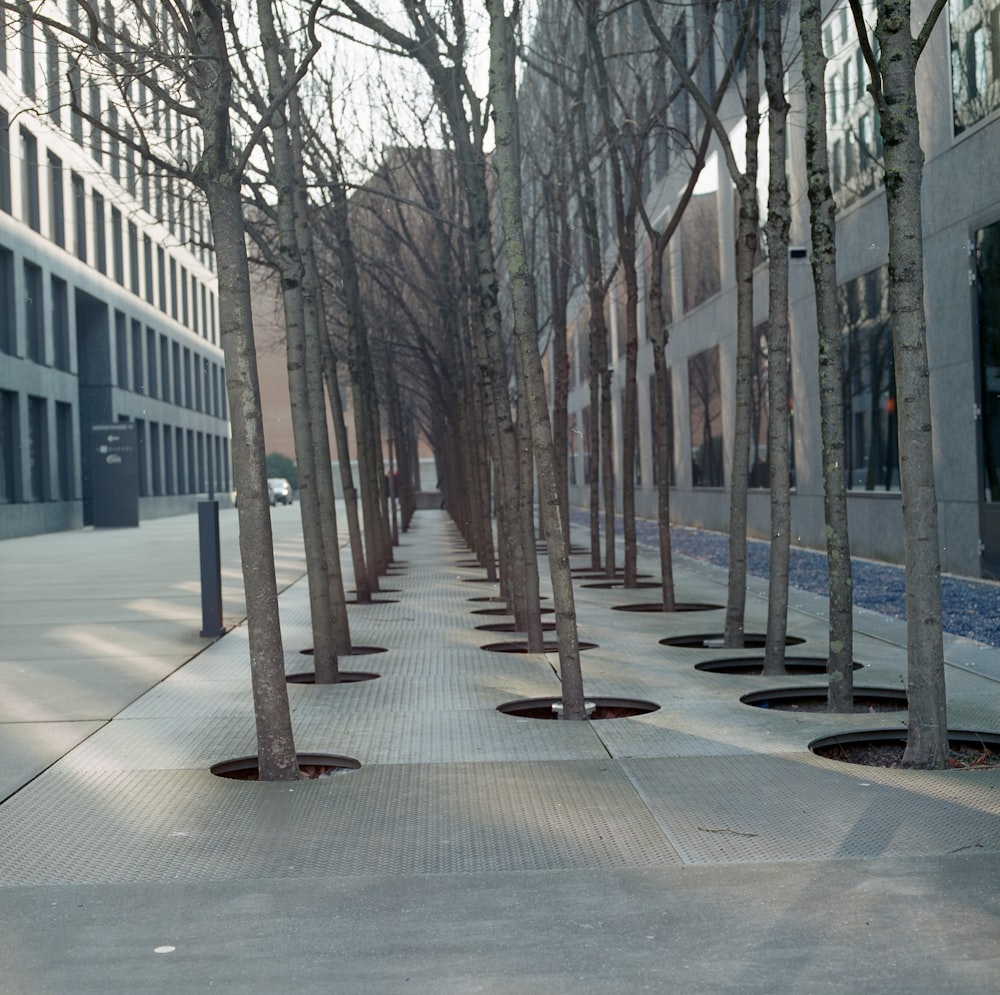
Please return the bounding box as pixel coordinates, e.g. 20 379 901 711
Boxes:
569 510 1000 649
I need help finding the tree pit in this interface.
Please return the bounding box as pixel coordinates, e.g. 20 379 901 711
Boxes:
613 602 723 613
661 633 806 649
809 730 1000 769
211 753 362 780
694 656 860 675
299 646 388 657
286 672 380 685
740 686 906 712
475 620 557 634
480 640 599 654
582 580 662 590
470 606 556 617
497 696 660 720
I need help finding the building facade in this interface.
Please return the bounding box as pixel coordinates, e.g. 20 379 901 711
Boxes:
529 0 1000 578
0 3 228 539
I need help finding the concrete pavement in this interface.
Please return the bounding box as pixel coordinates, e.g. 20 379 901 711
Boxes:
0 506 999 993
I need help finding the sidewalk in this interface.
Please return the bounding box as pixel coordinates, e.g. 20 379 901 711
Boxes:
0 507 999 993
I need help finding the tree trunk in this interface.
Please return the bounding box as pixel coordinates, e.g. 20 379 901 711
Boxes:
256 3 340 681
724 8 761 650
762 0 792 674
801 0 854 710
488 0 585 717
190 0 297 780
870 0 948 767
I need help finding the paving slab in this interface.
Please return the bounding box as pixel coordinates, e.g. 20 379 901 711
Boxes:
3 507 1000 993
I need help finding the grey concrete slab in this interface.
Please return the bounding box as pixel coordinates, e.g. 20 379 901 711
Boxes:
4 508 1000 995
0 859 998 994
0 720 105 802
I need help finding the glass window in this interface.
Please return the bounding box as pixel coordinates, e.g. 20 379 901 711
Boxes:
92 191 106 274
115 310 128 388
48 151 64 246
51 276 69 371
0 389 19 502
27 395 48 501
72 172 86 262
24 262 44 365
0 247 14 355
977 220 1000 501
951 0 1000 135
0 106 10 214
20 127 39 231
688 345 724 487
55 400 74 499
680 192 721 313
841 266 898 490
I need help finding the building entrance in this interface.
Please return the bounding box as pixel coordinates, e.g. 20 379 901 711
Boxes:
976 220 1000 578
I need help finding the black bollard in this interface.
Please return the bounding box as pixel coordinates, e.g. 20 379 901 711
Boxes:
198 499 225 637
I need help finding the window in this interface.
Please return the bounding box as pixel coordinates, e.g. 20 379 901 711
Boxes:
217 364 226 419
115 310 128 388
650 372 675 487
172 341 181 404
680 192 721 313
72 172 86 262
125 123 136 195
111 207 123 284
143 234 154 304
175 426 185 493
976 220 1000 502
55 401 74 499
149 421 161 495
69 61 83 144
92 191 106 274
0 107 9 214
131 319 143 394
27 395 48 501
159 334 169 398
181 265 188 326
128 222 139 294
194 354 203 412
169 256 178 319
841 266 898 490
24 262 44 365
146 327 157 398
45 30 60 124
108 105 120 181
0 390 19 502
157 246 166 312
89 82 102 163
0 247 14 355
163 423 174 494
689 346 724 487
51 276 70 371
183 348 192 408
135 418 147 496
20 8 36 100
48 152 64 246
20 127 39 231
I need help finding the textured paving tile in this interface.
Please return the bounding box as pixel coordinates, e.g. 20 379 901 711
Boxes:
620 753 1000 863
0 761 682 885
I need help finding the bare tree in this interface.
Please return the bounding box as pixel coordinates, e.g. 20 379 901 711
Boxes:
848 0 950 767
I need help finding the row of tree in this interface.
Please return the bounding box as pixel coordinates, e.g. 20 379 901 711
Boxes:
11 0 951 769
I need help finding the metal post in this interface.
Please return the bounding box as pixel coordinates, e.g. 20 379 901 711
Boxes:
198 499 225 637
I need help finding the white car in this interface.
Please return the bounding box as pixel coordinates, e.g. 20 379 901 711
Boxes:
268 477 293 505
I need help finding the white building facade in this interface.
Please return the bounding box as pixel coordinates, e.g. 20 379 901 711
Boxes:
532 0 1000 578
0 2 228 538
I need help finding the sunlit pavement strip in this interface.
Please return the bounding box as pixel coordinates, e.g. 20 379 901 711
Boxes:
1 510 1000 993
